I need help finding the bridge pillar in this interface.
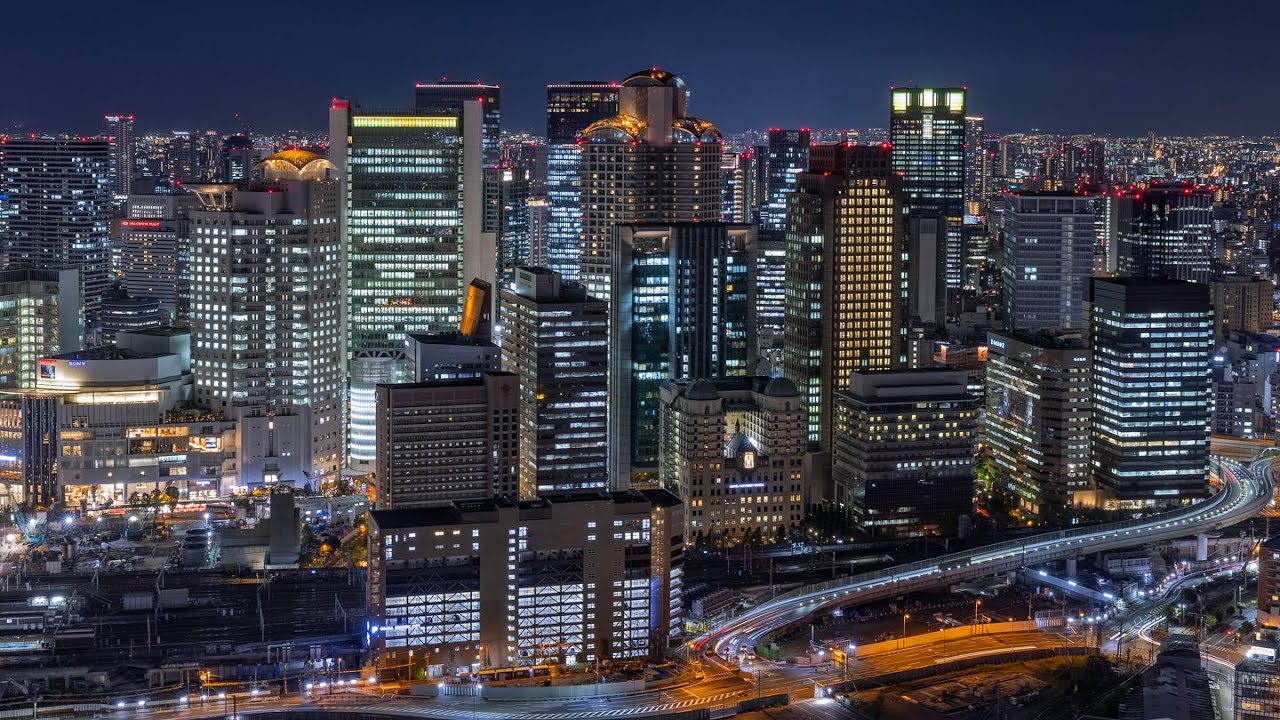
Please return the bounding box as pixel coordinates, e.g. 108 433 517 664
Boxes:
1065 556 1077 577
1197 534 1208 562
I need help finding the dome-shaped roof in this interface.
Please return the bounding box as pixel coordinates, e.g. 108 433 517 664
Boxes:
580 115 647 141
259 149 336 181
264 148 324 170
622 68 684 88
671 117 722 142
762 376 799 397
684 379 720 401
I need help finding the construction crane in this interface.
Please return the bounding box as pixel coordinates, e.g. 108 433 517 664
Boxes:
11 508 44 545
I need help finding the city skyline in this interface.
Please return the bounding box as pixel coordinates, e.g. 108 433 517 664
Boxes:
8 0 1280 137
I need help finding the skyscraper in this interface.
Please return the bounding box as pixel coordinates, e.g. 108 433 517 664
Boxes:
984 331 1092 519
1118 185 1214 284
890 87 966 295
611 222 756 483
1209 276 1274 340
121 192 200 323
1001 193 1096 332
415 80 501 166
783 144 907 450
500 267 608 496
962 116 989 216
1082 140 1106 186
487 165 532 289
189 150 344 488
1088 278 1213 506
0 268 82 389
544 82 619 280
0 138 112 324
329 96 488 466
759 128 810 237
579 68 723 301
102 114 136 198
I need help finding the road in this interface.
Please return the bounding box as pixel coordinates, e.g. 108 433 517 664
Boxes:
695 454 1273 658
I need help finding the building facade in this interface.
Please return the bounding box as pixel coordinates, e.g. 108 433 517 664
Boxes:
1118 185 1214 284
833 370 978 537
367 489 683 671
545 82 619 280
759 129 810 237
1088 278 1213 506
120 192 200 323
374 373 519 510
501 267 608 496
1210 276 1273 340
1001 193 1096 333
102 114 136 198
0 268 82 389
658 377 807 542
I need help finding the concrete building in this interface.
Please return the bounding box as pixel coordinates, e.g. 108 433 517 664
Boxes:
833 370 978 537
102 114 136 198
1087 279 1213 506
0 138 112 323
610 223 757 484
1210 276 1274 340
1118 185 1214 284
1000 194 1096 332
98 297 163 345
579 68 723 301
1235 648 1280 720
501 267 608 496
405 332 501 383
189 151 343 489
657 377 808 542
373 373 519 510
0 268 83 389
1257 536 1280 628
367 489 683 672
120 191 200 323
984 331 1092 518
783 144 906 451
0 328 237 507
759 129 810 237
329 96 488 468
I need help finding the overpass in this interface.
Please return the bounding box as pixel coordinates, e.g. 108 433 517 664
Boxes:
696 454 1274 656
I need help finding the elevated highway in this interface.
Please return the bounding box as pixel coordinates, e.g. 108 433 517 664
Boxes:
696 454 1274 656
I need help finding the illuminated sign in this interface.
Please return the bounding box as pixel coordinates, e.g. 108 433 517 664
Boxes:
38 361 55 380
68 360 87 367
188 436 222 453
989 339 1006 350
351 116 456 129
121 220 161 228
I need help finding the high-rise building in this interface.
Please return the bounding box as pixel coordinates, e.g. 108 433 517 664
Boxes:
833 369 978 537
189 151 344 488
488 165 532 289
166 131 200 183
1118 185 1214 284
367 488 683 671
907 216 948 327
102 114 136 198
658 376 808 542
1210 276 1274 340
1082 140 1106 186
890 87 966 294
759 129 810 237
120 191 201 323
0 138 112 324
544 82 620 281
579 68 723 301
962 116 989 216
1087 278 1213 506
219 135 256 183
415 80 501 166
1001 193 1096 333
721 151 759 225
611 223 756 483
984 331 1092 518
98 296 163 344
783 144 906 450
373 372 519 509
1234 650 1280 720
0 268 82 389
1257 535 1280 628
405 332 501 382
755 236 787 364
501 267 608 496
329 96 488 466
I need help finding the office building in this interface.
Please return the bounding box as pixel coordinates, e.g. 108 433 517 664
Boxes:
658 377 808 541
373 372 518 510
405 332 501 383
908 216 948 327
833 369 978 537
0 268 83 389
984 331 1092 518
120 191 201 323
721 151 759 225
1088 279 1213 506
963 116 989 216
579 68 723 301
1082 140 1106 186
98 296 163 344
501 267 608 496
189 150 344 488
756 236 787 363
1210 276 1273 340
1118 185 1214 284
1258 536 1280 628
1235 648 1280 720
611 222 756 483
102 114 136 197
329 96 488 466
219 135 256 183
415 80 501 166
890 87 966 293
545 82 620 280
1000 193 1096 332
367 488 682 671
783 144 906 450
166 131 200 183
0 138 112 323
488 165 532 289
759 129 810 237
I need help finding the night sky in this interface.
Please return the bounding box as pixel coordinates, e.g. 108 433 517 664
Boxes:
8 0 1280 137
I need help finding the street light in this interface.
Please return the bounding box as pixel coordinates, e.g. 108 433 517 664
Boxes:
973 599 982 636
901 614 910 649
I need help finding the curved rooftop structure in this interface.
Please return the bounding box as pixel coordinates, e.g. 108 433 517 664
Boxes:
259 149 336 181
580 114 648 142
762 376 799 398
671 117 722 142
684 379 721 402
622 68 684 88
